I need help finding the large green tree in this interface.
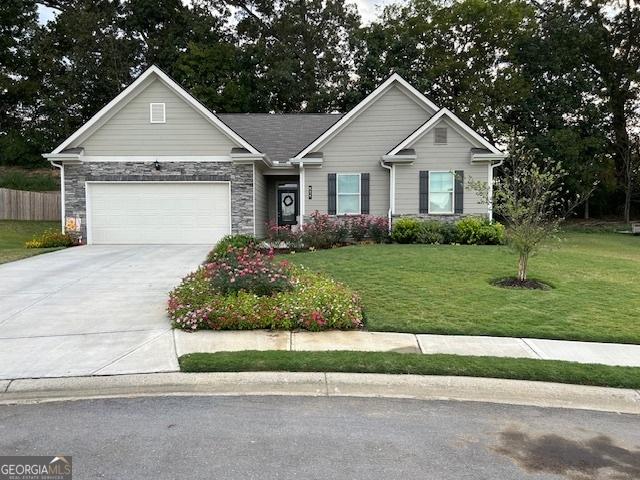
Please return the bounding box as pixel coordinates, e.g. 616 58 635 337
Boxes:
230 0 361 112
354 0 535 143
0 0 42 166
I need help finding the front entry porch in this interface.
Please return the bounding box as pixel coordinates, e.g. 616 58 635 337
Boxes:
266 175 300 227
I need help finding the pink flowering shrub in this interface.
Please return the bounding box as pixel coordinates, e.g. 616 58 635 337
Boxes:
168 262 364 332
301 211 349 249
206 247 292 296
347 215 389 243
265 221 303 249
368 216 389 243
264 211 388 250
348 215 370 242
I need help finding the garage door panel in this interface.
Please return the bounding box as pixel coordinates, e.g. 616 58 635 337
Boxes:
87 183 231 244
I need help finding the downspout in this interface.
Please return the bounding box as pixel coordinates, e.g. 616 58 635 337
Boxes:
380 160 393 231
488 158 504 222
299 162 305 228
49 160 65 233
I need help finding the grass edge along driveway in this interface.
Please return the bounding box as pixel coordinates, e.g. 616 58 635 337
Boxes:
179 351 640 390
0 220 61 264
285 232 640 344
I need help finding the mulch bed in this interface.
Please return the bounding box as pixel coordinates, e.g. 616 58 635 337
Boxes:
492 277 552 290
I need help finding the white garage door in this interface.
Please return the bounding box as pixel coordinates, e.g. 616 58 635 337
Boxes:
87 182 231 244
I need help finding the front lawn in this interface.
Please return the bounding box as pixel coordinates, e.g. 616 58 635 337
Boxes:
179 351 640 389
287 232 640 344
0 220 61 264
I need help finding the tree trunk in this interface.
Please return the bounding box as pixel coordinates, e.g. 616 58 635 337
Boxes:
610 88 632 221
624 174 632 223
584 198 590 220
517 253 528 282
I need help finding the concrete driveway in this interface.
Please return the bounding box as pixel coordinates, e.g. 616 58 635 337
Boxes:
0 245 210 379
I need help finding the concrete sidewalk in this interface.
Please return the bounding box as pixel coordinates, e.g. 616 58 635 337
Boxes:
175 330 640 367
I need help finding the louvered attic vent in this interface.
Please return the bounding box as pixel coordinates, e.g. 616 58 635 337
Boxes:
150 103 166 123
434 127 447 144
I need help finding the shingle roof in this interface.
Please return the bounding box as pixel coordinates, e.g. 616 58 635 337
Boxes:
217 113 344 163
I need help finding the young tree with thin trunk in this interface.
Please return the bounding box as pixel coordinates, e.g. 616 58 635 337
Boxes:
490 144 590 284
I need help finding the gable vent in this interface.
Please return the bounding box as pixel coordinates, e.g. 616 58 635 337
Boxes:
434 127 447 144
150 103 166 123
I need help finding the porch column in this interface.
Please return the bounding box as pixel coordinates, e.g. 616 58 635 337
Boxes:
299 162 305 227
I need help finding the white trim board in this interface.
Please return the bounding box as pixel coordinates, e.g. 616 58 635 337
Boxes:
293 73 439 160
388 108 503 155
51 66 261 155
80 156 232 163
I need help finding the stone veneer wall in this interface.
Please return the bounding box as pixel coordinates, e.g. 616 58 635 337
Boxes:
391 213 484 223
63 161 254 242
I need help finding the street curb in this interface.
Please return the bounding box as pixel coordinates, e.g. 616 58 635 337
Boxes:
0 372 639 414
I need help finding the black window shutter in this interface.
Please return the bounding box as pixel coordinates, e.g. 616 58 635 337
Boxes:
361 173 370 214
328 173 337 215
419 171 429 214
454 170 464 214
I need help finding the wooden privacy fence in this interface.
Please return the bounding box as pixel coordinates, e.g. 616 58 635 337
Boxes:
0 188 61 221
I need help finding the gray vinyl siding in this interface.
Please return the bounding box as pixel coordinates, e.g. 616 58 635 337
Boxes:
254 165 268 238
304 85 432 217
77 78 237 156
394 119 489 216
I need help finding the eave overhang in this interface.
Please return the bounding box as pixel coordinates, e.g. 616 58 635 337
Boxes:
471 153 506 164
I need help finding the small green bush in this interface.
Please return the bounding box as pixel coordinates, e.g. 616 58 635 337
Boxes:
416 220 445 244
456 217 505 245
207 234 256 262
440 221 459 244
391 218 423 243
24 229 75 248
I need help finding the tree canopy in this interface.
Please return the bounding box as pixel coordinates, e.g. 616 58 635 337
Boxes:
1 0 639 218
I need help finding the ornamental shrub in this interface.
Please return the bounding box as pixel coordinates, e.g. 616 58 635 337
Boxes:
206 247 293 297
207 234 256 262
455 217 505 245
391 218 422 243
302 211 348 249
368 216 389 243
25 229 75 248
440 221 459 244
168 265 364 331
416 220 445 244
265 221 303 249
348 215 370 242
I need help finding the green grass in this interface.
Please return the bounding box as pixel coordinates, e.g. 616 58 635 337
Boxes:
286 232 640 344
179 351 640 389
0 220 61 264
0 168 60 192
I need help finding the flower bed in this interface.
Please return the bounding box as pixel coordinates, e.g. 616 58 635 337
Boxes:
265 211 389 251
168 247 364 332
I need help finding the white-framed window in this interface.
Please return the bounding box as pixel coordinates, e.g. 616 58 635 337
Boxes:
337 173 360 215
149 103 166 123
429 171 454 214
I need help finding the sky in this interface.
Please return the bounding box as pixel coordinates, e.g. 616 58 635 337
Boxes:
37 0 398 25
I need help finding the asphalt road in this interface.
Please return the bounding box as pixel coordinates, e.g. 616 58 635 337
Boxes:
1 396 639 479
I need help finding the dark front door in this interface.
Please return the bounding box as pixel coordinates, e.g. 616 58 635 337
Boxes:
277 188 298 226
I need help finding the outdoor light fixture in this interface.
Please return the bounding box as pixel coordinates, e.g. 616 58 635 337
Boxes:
154 160 161 171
